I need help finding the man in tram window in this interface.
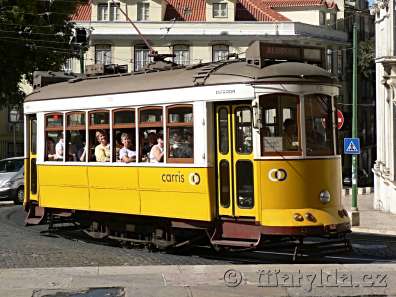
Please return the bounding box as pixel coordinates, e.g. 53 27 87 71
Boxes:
149 134 164 163
142 132 157 161
119 133 136 163
54 132 64 161
47 138 56 161
283 118 298 151
183 132 193 158
95 130 110 162
170 131 183 158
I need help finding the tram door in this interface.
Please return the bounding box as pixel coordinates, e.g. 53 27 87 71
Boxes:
26 115 38 203
215 104 256 219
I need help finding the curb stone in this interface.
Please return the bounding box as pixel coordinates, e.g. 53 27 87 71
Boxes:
342 187 374 196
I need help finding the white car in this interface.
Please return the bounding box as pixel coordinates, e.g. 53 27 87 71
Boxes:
0 157 24 204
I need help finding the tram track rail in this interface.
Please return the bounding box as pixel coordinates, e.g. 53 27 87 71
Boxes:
2 206 396 265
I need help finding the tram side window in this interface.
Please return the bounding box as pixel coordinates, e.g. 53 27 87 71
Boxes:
66 112 86 162
305 94 334 156
88 110 110 162
259 94 301 156
167 105 193 163
45 113 64 161
113 109 136 163
139 107 164 162
235 107 252 154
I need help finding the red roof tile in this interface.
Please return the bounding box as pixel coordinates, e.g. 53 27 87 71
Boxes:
238 0 289 21
70 0 338 23
164 0 206 21
262 0 338 10
70 3 91 21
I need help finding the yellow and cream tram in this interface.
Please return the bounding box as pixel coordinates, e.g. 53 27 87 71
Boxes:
23 42 350 249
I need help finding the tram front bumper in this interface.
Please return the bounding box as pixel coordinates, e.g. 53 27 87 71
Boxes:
260 222 351 236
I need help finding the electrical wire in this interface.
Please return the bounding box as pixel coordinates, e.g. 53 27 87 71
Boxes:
0 28 72 37
0 35 72 45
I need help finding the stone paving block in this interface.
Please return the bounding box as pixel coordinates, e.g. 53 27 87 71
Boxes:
0 289 35 297
70 274 165 289
125 286 191 297
98 265 179 276
0 275 73 290
190 285 288 297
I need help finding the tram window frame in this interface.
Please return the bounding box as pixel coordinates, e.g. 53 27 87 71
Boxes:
112 108 137 163
166 104 194 164
138 106 164 162
88 110 110 162
65 112 87 162
234 106 253 155
304 94 335 156
45 113 64 161
259 94 302 156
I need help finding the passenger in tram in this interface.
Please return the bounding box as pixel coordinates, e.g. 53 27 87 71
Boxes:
54 132 64 161
142 132 157 161
46 138 56 161
119 133 136 163
149 135 164 163
170 132 183 158
283 119 298 151
114 132 123 161
68 134 84 162
183 132 193 158
94 130 110 162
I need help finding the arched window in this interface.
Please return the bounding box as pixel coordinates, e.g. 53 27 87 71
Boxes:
88 110 110 162
138 107 164 162
113 109 136 163
65 112 86 162
45 113 64 161
166 105 193 163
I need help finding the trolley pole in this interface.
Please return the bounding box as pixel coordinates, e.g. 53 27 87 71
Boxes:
351 22 360 226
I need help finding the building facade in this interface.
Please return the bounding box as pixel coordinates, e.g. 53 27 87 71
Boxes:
70 0 348 74
371 0 396 212
340 0 375 183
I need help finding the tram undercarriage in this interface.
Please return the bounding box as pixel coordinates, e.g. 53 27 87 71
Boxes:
27 205 352 259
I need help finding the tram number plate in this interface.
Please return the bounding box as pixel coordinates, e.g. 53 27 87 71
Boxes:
328 224 337 230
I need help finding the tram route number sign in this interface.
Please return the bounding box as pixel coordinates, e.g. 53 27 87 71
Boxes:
344 138 360 155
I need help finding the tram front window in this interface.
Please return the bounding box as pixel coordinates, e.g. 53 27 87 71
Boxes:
259 94 301 156
305 94 334 156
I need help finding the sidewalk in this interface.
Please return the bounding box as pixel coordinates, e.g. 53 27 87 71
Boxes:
342 193 396 235
0 264 394 297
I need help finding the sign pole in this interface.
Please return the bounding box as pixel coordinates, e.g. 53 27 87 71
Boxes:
80 45 85 75
351 22 360 225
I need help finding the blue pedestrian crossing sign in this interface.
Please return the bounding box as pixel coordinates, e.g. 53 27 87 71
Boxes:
344 138 360 155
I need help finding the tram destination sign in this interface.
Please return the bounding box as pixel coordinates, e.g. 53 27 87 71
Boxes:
246 41 324 68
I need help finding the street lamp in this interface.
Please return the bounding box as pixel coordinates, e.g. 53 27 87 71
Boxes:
8 106 21 157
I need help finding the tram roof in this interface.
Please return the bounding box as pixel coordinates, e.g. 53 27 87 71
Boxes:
25 61 335 102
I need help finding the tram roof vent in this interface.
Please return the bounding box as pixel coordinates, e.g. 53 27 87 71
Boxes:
246 41 324 69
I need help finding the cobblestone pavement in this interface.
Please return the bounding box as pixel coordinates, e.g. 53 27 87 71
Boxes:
1 204 396 268
0 205 228 268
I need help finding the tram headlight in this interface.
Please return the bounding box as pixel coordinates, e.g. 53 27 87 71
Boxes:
319 190 331 204
293 213 304 222
305 212 316 222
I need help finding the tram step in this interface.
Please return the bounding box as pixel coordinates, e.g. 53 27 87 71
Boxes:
25 205 45 225
211 239 258 247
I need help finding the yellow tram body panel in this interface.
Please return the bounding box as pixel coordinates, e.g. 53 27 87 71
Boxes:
37 165 216 221
257 158 349 227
